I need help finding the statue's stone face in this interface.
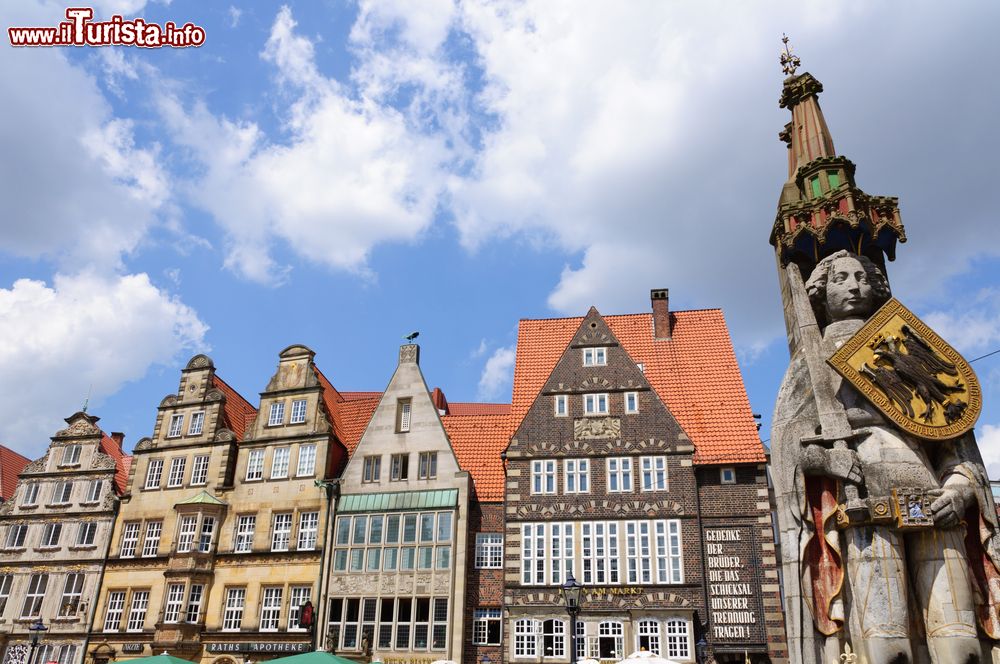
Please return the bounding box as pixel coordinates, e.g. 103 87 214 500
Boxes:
826 255 875 321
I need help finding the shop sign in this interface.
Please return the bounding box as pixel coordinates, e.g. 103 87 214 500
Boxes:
205 643 311 654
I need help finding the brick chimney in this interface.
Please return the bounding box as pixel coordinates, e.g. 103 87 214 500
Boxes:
651 288 670 339
111 432 125 447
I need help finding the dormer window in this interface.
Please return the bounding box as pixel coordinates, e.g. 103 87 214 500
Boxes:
583 393 609 415
396 399 412 433
61 444 81 466
268 402 285 426
583 347 607 366
167 414 184 438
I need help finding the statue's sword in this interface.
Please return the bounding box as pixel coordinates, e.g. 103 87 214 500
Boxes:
785 263 867 515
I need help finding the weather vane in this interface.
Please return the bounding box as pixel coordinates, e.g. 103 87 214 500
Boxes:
780 33 801 76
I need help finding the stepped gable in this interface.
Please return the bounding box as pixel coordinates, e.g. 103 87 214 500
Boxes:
0 445 30 501
513 308 765 464
211 374 257 440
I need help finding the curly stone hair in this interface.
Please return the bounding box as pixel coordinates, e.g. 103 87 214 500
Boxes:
804 249 891 326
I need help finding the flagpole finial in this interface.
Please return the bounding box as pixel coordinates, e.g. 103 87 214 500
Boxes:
780 34 802 76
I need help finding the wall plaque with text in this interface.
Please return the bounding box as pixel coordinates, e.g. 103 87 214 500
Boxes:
704 526 765 643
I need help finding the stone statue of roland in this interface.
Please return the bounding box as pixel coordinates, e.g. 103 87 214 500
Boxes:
771 250 1000 664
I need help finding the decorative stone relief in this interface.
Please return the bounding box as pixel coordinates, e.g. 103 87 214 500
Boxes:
23 455 49 474
56 417 100 437
432 574 451 594
515 498 684 519
214 429 235 442
205 388 224 402
573 417 621 440
186 354 214 370
159 394 178 407
511 591 562 606
134 438 154 451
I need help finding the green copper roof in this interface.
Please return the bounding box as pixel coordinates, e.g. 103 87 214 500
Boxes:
175 490 227 506
338 489 458 513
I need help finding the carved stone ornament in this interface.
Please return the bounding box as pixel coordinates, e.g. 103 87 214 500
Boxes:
23 455 49 473
828 297 982 440
574 417 621 440
516 498 683 519
159 394 178 407
205 388 224 402
134 438 155 451
56 416 101 437
214 429 235 442
185 354 214 370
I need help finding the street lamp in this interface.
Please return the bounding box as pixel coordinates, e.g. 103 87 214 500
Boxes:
561 574 583 664
27 619 47 664
695 635 708 664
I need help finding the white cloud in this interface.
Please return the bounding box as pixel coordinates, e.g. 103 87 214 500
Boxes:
478 345 515 400
157 6 449 284
978 424 1000 480
923 289 1000 356
0 45 168 271
228 5 242 28
0 272 208 457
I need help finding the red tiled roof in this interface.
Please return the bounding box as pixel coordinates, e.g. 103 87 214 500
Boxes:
0 445 30 502
512 310 765 465
98 434 132 495
336 395 381 455
441 413 511 502
447 403 511 416
314 367 346 444
212 374 257 441
340 391 382 402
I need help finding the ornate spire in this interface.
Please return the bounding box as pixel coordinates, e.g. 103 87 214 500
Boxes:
769 57 905 271
780 34 801 76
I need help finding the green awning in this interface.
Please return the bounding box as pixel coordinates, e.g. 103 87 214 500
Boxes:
267 653 358 664
338 489 458 513
175 490 227 507
120 655 197 664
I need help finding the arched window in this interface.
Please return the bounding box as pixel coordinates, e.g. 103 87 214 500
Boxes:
542 619 566 658
637 619 660 655
598 621 623 659
665 618 690 659
514 619 539 658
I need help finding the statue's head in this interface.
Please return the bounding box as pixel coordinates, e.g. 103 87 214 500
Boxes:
805 250 891 326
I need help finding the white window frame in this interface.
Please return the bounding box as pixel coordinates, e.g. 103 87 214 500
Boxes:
583 393 609 415
246 448 264 481
514 618 539 658
298 512 319 551
625 521 653 584
607 457 633 493
20 574 47 618
234 515 256 553
76 522 98 546
531 460 557 495
624 391 639 413
260 587 283 632
418 452 437 480
21 483 39 506
290 399 308 424
5 524 27 549
167 414 184 438
144 459 163 489
271 447 290 479
58 573 84 617
52 481 73 505
191 455 210 486
198 516 215 553
126 590 149 632
390 453 409 481
186 584 204 623
272 513 292 551
582 347 607 366
103 590 125 631
188 411 205 436
41 523 61 548
473 608 502 645
163 583 185 623
120 522 140 557
554 394 568 417
60 444 82 466
397 400 412 433
641 456 667 491
177 516 198 553
665 618 691 660
542 619 567 658
141 521 162 557
656 520 684 584
86 479 102 502
564 459 589 494
296 444 317 477
167 457 186 488
474 533 503 569
362 456 381 483
287 586 311 631
550 522 574 585
268 402 285 426
223 587 246 631
721 467 737 484
521 524 545 585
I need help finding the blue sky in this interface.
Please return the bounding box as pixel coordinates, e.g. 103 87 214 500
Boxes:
1 1 998 469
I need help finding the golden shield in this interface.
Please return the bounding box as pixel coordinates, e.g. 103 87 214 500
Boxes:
827 298 981 440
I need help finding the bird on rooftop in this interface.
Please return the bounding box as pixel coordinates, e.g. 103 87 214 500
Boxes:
404 332 419 341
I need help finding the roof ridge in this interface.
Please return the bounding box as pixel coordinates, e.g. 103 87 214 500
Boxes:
518 308 723 323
